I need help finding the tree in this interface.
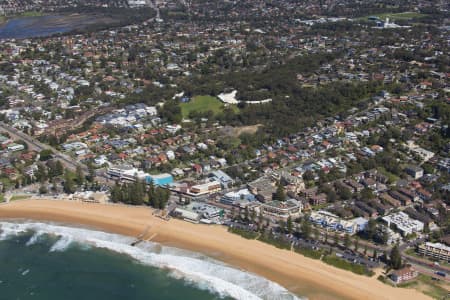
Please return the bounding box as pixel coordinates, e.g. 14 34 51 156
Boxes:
390 245 402 270
354 237 360 252
366 218 377 240
327 190 337 203
313 227 320 241
360 188 375 200
39 185 48 194
303 170 315 181
110 183 122 203
274 183 286 201
287 216 293 234
76 166 84 186
63 171 76 194
55 160 64 176
36 163 47 183
301 219 312 240
333 232 339 245
344 233 351 249
337 184 352 200
39 149 53 161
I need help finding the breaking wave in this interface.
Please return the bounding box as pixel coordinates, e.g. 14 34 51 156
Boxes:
0 221 302 300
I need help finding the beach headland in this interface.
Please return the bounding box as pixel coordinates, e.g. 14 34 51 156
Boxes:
0 199 431 300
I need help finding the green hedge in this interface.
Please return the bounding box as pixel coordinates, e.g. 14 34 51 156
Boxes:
322 255 374 276
296 247 323 260
228 227 259 240
257 234 291 250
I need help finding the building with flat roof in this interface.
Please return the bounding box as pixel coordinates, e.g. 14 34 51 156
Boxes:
209 170 234 188
418 242 450 262
220 189 255 206
189 181 221 196
107 165 173 186
261 199 302 221
173 207 200 223
310 211 366 235
382 212 424 236
405 165 424 179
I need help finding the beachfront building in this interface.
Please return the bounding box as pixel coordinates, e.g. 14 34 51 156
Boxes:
418 242 450 262
260 199 302 221
173 207 201 223
173 202 223 224
72 191 109 204
309 211 368 235
382 212 424 236
390 266 418 284
107 165 173 186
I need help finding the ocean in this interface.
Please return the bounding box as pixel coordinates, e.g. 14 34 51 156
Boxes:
0 221 300 300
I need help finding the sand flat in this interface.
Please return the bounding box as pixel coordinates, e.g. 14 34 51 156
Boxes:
0 199 431 300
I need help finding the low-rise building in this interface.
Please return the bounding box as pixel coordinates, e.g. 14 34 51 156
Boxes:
405 165 424 179
390 266 418 284
418 242 450 262
382 212 424 236
310 210 365 235
209 170 234 188
220 189 255 206
261 199 302 221
189 181 221 196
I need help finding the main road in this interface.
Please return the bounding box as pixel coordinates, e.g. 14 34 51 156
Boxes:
0 121 88 174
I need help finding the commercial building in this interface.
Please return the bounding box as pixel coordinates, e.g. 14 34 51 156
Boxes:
107 165 173 186
247 177 276 202
390 266 418 284
209 170 234 188
261 199 302 221
189 180 221 196
220 189 255 206
173 202 224 223
310 211 366 235
418 242 450 262
173 207 200 223
382 212 424 236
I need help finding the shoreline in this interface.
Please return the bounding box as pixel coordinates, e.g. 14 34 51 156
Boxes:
0 199 431 300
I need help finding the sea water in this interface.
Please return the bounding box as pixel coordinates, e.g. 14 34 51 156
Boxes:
0 221 301 300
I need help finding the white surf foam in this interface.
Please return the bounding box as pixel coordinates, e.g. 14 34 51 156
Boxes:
0 221 302 300
49 235 73 252
26 232 44 246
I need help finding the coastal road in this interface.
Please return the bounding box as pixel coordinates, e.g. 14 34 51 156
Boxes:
0 122 88 174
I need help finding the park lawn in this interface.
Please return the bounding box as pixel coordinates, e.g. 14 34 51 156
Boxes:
18 11 44 17
181 95 238 118
10 195 31 201
398 274 450 300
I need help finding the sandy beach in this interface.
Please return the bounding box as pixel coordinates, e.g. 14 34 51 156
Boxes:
0 199 430 300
